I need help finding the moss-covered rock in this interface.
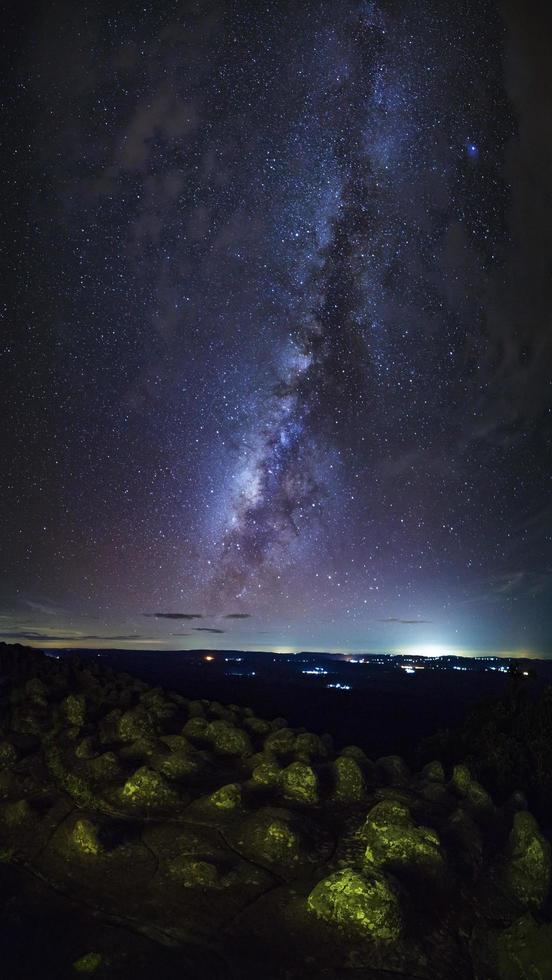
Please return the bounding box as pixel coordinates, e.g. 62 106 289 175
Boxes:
1 799 32 826
182 717 210 741
62 693 86 727
281 761 319 805
451 763 492 811
360 800 444 878
331 755 366 803
206 719 252 757
239 809 305 867
473 914 552 980
244 715 271 737
421 760 445 783
88 751 121 782
75 736 97 760
503 811 551 910
71 818 102 856
0 740 18 770
250 758 282 788
25 677 48 704
208 783 242 810
307 868 402 941
294 732 327 761
167 857 219 887
121 767 178 808
264 727 296 757
376 755 410 786
118 708 154 741
72 951 103 973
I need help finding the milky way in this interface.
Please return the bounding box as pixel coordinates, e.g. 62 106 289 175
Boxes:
3 0 552 654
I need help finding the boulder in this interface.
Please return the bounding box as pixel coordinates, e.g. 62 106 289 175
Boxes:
331 755 366 803
206 720 252 757
503 811 551 910
307 867 402 941
281 762 319 805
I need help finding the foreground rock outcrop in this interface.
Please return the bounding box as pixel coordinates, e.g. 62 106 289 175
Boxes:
0 642 551 979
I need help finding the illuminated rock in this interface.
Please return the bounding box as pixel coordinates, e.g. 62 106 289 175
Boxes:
281 761 319 805
168 857 219 887
118 708 154 741
360 800 444 877
421 760 445 782
250 758 282 788
294 732 327 761
240 809 304 867
71 818 101 856
264 727 296 757
376 755 410 786
206 719 252 756
1 799 32 826
503 811 551 910
121 767 178 807
72 952 103 974
62 693 86 727
208 782 242 810
331 754 367 802
0 741 17 770
451 764 492 812
307 868 402 940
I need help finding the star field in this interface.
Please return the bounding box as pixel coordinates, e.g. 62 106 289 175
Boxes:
2 0 551 655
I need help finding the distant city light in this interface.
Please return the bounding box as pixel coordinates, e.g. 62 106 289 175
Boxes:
204 655 215 662
402 645 450 659
301 667 328 675
327 682 351 690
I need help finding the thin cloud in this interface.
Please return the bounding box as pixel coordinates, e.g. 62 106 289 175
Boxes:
378 618 432 624
193 627 225 634
224 613 252 619
143 612 203 620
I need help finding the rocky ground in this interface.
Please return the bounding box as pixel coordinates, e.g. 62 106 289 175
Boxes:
0 642 551 979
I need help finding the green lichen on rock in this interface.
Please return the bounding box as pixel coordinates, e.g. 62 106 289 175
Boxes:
250 758 282 788
62 693 86 727
451 763 492 811
121 766 177 807
168 857 219 888
182 717 210 741
25 677 48 704
475 915 552 980
281 761 319 805
294 732 327 761
240 809 304 867
71 818 101 856
307 868 402 941
1 799 32 826
208 782 242 810
360 800 444 878
88 751 120 782
75 736 97 760
118 708 154 741
206 719 252 757
421 760 445 783
244 715 271 736
503 810 551 910
376 755 410 786
331 755 366 803
264 727 296 757
0 740 17 770
72 951 103 973
159 751 199 780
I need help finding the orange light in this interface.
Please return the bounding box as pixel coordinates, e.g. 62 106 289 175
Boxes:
204 655 215 662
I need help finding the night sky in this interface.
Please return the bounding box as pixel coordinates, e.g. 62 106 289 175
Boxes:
3 0 551 656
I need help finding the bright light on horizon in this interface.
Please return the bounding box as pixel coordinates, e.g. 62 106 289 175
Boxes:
401 644 451 659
